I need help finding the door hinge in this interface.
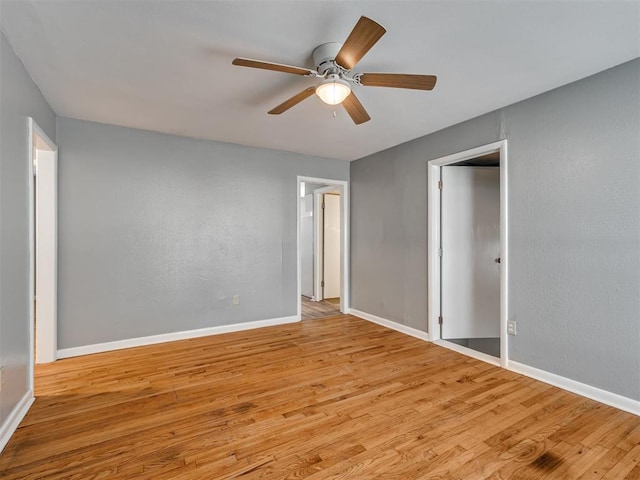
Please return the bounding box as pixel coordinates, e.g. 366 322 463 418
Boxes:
438 180 443 190
438 315 443 325
321 280 325 288
438 248 443 257
33 159 38 176
322 201 325 209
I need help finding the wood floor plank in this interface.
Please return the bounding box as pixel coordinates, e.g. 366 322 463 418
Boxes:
301 296 340 320
1 315 638 479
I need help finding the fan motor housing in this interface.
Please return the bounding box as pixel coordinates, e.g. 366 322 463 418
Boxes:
312 42 343 75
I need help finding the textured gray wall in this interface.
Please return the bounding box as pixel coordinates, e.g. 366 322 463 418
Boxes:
351 111 501 330
0 31 56 423
57 118 348 349
350 59 640 400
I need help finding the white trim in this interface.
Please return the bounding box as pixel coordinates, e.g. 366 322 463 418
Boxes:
499 141 509 368
426 159 441 353
29 117 56 151
427 139 509 368
298 175 347 186
0 390 34 454
57 315 299 359
434 339 501 367
35 148 58 364
28 121 34 391
348 310 638 417
296 177 350 317
28 118 59 394
348 308 430 342
347 308 639 416
509 361 640 417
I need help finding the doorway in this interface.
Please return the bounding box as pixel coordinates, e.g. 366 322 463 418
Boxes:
427 140 509 367
316 187 341 303
441 164 500 357
297 177 349 320
28 118 58 380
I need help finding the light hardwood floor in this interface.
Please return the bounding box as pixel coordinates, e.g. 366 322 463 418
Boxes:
2 315 639 479
301 296 341 320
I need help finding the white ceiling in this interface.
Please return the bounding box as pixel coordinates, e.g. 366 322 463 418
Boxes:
1 1 638 161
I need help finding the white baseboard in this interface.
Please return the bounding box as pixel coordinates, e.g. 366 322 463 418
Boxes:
0 390 34 454
57 315 300 359
433 339 501 367
509 361 640 417
54 310 640 418
346 309 638 417
348 308 430 342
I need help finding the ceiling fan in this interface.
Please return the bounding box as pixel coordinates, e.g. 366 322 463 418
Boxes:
232 16 437 125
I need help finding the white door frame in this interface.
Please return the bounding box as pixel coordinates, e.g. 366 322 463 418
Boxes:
297 177 349 318
427 140 509 368
28 117 58 388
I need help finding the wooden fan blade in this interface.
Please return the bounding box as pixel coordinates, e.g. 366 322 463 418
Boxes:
232 57 316 76
335 16 386 70
268 87 316 115
342 91 370 125
359 73 437 90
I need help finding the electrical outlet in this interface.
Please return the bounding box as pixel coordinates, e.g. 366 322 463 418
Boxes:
507 320 517 336
232 294 240 305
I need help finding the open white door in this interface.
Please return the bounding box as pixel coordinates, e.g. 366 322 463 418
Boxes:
30 118 58 365
441 166 500 340
322 193 341 299
300 194 314 298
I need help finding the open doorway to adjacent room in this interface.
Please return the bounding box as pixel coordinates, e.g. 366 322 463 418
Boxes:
297 177 349 320
28 117 59 389
427 140 509 368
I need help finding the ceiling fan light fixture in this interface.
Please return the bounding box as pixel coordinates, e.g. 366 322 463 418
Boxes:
316 78 351 105
232 16 435 125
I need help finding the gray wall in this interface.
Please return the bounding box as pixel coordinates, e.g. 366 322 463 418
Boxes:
0 31 56 424
350 58 640 401
57 118 348 349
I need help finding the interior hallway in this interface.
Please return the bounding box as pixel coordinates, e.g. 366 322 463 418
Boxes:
301 295 341 320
